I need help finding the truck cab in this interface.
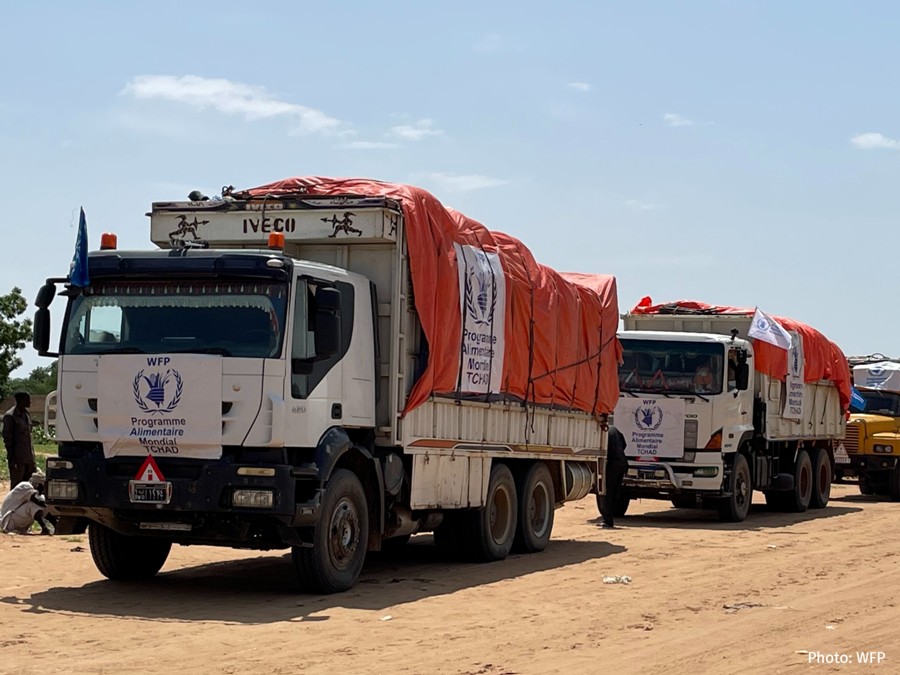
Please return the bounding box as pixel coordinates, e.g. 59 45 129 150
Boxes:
614 331 755 519
840 359 900 500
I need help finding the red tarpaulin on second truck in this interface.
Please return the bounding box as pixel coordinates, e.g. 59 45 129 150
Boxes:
630 298 852 410
242 177 621 416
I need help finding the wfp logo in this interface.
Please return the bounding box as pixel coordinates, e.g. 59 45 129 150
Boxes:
133 368 183 415
464 257 498 327
634 405 664 431
865 366 890 386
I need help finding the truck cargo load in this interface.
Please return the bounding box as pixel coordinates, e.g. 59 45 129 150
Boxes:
35 177 619 593
606 298 849 523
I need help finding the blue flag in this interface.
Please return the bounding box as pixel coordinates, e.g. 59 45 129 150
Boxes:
850 386 866 412
70 207 90 287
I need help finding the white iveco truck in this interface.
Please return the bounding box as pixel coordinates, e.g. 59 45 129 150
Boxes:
609 310 845 522
34 187 609 592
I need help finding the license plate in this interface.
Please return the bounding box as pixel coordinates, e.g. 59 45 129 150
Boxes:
638 469 658 479
834 444 851 465
129 481 172 504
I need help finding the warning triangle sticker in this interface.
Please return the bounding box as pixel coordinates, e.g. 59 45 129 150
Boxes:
135 455 166 482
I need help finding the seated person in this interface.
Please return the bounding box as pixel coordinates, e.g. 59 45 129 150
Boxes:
693 359 717 393
1 470 54 535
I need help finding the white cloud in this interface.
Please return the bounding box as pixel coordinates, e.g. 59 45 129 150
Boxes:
851 132 900 150
122 75 341 135
412 172 508 193
567 82 591 92
389 118 444 141
340 140 399 150
663 113 694 127
626 199 660 211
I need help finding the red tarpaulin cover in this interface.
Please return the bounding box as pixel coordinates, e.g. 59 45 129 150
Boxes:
630 299 851 410
242 177 621 416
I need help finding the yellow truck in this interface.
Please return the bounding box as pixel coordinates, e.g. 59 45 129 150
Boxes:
839 356 900 500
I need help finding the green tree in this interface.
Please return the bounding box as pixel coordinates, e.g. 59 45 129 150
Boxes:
8 361 57 396
0 287 34 398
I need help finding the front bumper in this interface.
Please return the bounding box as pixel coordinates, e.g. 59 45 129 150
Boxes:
838 454 899 479
45 456 312 546
621 457 724 498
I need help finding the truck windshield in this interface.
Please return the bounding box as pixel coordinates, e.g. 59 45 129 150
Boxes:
619 339 725 395
855 389 900 416
62 280 288 358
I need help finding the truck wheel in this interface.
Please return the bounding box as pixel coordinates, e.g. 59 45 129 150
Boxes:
88 524 171 581
786 449 813 512
718 453 752 522
514 462 555 553
460 463 518 562
890 463 900 502
859 478 875 496
293 469 368 594
596 491 631 518
809 448 832 509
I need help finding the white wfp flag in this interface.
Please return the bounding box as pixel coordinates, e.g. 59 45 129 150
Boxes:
748 308 792 350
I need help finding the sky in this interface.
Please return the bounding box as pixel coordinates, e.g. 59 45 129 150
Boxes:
2 1 899 377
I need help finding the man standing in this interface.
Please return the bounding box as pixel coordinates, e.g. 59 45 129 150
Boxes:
3 392 36 488
598 425 629 529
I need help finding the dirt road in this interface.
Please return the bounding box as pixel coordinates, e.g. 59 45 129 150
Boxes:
1 483 897 674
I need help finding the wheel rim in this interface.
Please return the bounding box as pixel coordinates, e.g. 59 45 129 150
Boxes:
528 482 551 539
328 496 361 571
489 483 514 545
735 466 750 511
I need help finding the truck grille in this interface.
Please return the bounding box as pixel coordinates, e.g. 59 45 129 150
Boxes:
843 424 861 453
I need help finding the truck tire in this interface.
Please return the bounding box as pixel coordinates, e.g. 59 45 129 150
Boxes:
293 469 369 594
717 453 752 522
785 449 813 512
89 524 171 581
513 462 555 553
859 478 875 496
460 463 518 562
890 463 900 502
810 448 832 509
596 492 631 518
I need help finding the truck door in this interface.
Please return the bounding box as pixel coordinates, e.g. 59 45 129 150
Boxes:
283 277 354 446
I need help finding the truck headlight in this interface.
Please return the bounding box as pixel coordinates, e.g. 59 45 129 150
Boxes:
46 458 73 470
232 489 274 508
873 444 894 454
693 467 719 477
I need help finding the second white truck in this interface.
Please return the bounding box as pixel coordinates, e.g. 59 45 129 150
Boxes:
607 300 849 522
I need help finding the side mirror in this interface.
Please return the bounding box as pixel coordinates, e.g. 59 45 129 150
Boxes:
35 282 57 309
291 358 314 375
33 308 52 355
735 363 750 391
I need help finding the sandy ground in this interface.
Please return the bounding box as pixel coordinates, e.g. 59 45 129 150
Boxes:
1 483 898 675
